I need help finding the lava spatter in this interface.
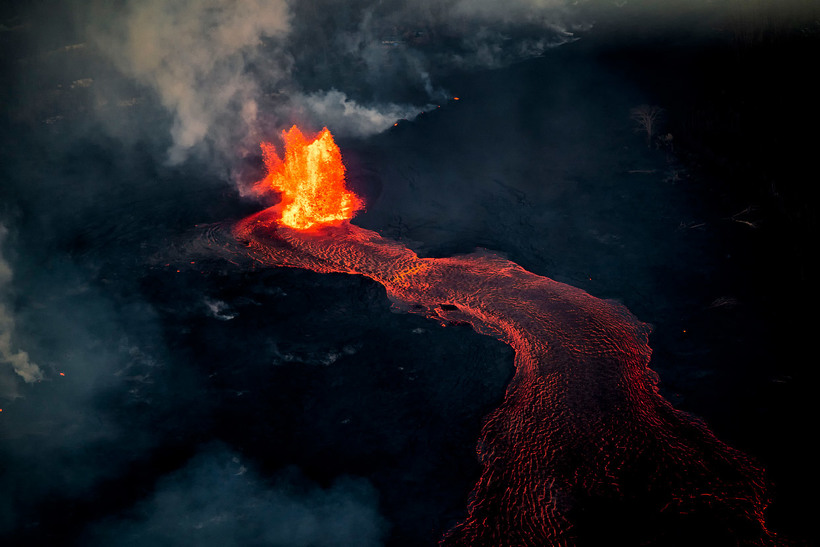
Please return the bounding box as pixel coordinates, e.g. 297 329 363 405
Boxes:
250 125 363 230
231 127 773 545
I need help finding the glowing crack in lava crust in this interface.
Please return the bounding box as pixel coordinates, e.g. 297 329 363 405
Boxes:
229 127 773 545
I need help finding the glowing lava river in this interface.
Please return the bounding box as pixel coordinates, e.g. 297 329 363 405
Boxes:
215 127 773 545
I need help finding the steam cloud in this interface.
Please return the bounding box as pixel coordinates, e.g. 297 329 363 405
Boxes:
291 90 434 138
0 224 43 398
82 0 581 165
90 0 292 164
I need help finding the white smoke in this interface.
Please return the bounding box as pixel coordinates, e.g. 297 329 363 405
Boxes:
91 0 291 164
76 0 807 167
292 90 433 138
81 0 585 166
0 224 43 398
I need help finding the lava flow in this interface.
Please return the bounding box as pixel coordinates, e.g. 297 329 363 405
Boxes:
229 127 773 545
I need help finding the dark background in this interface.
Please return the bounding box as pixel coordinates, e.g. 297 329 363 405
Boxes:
1 1 817 545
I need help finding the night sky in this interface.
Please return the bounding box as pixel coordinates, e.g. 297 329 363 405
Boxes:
1 1 818 545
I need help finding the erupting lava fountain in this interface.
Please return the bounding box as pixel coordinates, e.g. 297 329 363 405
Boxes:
232 126 774 545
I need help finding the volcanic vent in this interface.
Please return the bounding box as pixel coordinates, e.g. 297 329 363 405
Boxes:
228 126 773 545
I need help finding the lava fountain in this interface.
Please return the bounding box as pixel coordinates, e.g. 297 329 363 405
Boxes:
249 126 363 230
229 127 773 545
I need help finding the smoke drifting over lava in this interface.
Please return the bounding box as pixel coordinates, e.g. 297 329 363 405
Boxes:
2 0 817 545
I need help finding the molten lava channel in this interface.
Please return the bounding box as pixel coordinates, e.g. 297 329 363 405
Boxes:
229 127 773 545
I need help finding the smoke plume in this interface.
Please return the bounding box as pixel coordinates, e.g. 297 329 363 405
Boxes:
85 444 388 547
291 89 433 138
79 0 582 166
88 0 292 164
0 224 43 398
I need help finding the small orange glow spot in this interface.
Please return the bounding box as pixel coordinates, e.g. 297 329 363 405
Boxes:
453 97 460 101
59 372 65 376
252 126 363 230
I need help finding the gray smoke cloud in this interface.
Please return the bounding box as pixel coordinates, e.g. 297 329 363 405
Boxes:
0 224 43 398
77 0 583 167
85 444 388 547
0 248 168 537
17 0 814 172
87 0 292 165
291 89 434 138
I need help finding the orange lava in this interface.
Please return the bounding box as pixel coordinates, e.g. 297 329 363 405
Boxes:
233 214 773 544
252 126 363 230
220 129 774 544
